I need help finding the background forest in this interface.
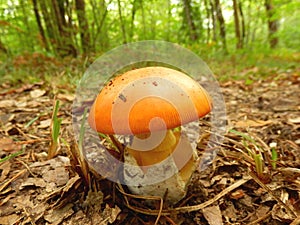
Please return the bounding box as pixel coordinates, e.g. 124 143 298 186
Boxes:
0 0 299 58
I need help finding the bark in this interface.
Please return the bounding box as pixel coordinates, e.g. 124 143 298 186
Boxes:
238 0 246 45
90 0 110 50
214 0 228 52
129 0 137 40
50 0 77 56
0 40 8 54
233 0 242 49
203 0 211 43
32 0 49 51
264 0 279 48
182 0 198 41
117 0 127 44
209 0 217 41
75 0 91 53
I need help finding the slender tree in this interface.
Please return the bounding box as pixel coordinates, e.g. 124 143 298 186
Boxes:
209 0 217 42
238 0 246 46
75 0 91 53
32 0 49 51
203 0 211 44
0 40 8 54
90 0 110 51
214 0 228 52
233 0 242 49
182 0 198 41
117 0 127 44
129 0 138 41
264 0 279 48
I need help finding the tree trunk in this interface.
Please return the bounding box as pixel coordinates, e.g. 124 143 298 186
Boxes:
75 0 91 54
214 0 228 52
129 0 137 41
90 0 110 51
182 0 198 41
117 0 127 44
209 0 217 42
203 0 211 44
0 40 8 54
264 0 279 48
238 0 246 46
39 0 57 42
32 0 49 51
233 0 242 49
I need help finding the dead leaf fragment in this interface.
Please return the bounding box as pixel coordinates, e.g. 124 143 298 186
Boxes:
44 203 74 225
0 99 15 108
42 166 69 186
0 137 22 152
0 161 11 182
20 177 47 190
235 119 272 128
0 214 19 225
57 93 75 101
203 205 223 225
289 117 300 124
38 119 51 128
30 89 46 98
102 204 121 224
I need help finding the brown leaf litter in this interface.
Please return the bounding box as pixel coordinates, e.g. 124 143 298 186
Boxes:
0 71 299 225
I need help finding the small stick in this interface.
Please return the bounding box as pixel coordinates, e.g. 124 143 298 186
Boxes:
290 215 300 225
117 175 252 216
249 170 297 218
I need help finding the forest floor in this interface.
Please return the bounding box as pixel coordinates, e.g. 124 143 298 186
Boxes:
0 53 299 225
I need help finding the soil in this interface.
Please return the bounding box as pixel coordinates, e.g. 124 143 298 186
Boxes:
0 70 299 225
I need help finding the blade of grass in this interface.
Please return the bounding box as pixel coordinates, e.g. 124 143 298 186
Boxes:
0 149 24 163
48 100 62 159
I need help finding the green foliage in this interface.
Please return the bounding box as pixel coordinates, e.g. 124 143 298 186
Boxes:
0 0 298 56
48 100 62 159
0 149 24 163
0 0 298 85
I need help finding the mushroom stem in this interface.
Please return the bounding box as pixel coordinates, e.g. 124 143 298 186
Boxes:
126 128 196 178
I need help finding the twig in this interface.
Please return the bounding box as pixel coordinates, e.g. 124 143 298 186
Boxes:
0 169 27 193
16 159 36 177
246 211 272 225
164 216 177 225
248 170 297 218
117 176 252 216
117 184 163 224
290 215 300 225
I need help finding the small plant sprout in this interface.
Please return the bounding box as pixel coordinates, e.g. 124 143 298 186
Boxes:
229 129 266 178
48 100 62 159
269 142 278 170
88 67 212 204
68 108 90 186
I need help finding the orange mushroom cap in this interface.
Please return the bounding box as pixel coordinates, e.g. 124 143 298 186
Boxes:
88 66 212 135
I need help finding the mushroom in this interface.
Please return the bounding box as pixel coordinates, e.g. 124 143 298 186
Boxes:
88 66 212 204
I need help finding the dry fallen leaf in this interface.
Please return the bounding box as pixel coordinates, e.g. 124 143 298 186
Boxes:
0 161 11 183
0 214 19 225
44 203 74 225
203 205 223 225
0 137 22 152
38 118 52 128
19 177 47 190
0 99 15 108
102 204 121 224
30 89 46 98
57 93 75 102
234 119 273 128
